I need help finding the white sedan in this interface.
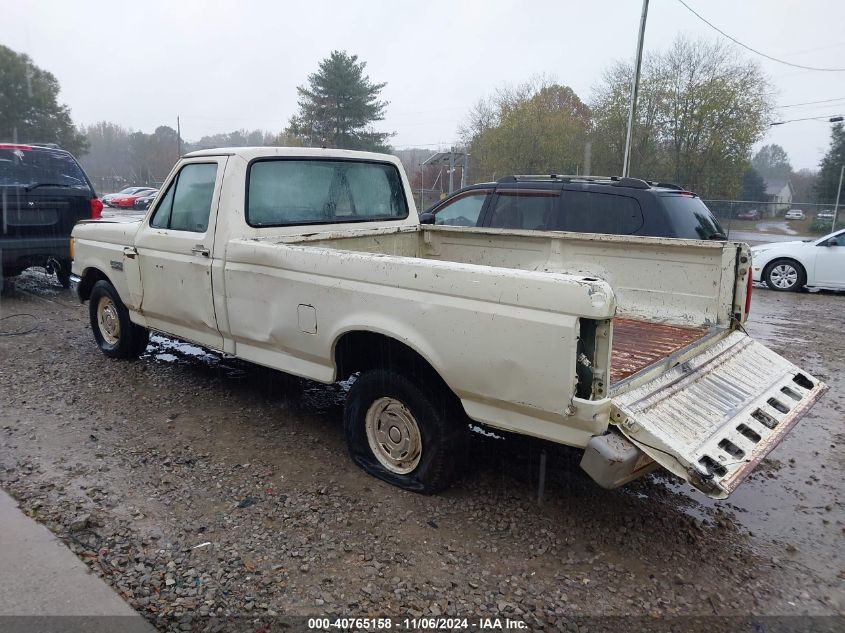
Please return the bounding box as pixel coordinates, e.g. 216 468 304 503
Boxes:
751 229 845 291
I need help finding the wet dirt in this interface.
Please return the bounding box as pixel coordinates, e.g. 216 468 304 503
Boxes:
0 269 842 629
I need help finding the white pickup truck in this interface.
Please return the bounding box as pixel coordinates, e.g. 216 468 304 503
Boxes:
70 147 826 498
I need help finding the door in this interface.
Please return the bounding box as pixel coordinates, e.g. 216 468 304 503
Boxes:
133 158 227 350
611 331 827 499
431 189 492 227
483 188 560 230
813 231 845 288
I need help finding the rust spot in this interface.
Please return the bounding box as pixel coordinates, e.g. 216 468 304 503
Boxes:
610 318 709 384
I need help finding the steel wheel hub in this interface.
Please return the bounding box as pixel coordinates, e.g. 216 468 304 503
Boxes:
771 264 798 289
97 296 120 345
364 397 422 474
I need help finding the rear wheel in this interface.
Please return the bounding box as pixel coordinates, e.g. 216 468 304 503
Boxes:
89 280 149 358
764 258 806 292
55 260 71 288
344 369 466 494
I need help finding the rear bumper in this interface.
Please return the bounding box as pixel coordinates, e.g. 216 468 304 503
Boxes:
0 237 70 267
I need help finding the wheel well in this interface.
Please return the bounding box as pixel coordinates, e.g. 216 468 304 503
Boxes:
334 331 454 395
78 268 110 302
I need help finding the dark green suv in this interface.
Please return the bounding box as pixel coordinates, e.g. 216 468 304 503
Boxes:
421 175 726 241
1 143 102 290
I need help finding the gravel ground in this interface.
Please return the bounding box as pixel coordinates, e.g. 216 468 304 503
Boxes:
0 269 842 632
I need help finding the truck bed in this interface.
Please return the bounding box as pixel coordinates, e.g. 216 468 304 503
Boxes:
611 318 711 385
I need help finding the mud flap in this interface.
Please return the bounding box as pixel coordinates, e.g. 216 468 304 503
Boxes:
610 331 827 499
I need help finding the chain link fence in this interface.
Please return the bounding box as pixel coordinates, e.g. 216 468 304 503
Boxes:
703 200 842 237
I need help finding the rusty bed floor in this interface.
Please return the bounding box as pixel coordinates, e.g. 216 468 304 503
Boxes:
610 318 711 385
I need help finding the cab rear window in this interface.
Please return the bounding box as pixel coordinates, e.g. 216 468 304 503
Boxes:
246 159 409 227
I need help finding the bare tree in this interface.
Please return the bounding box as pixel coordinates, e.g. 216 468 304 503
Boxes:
590 36 774 198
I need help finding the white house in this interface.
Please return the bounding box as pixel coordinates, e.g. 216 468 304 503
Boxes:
764 179 793 216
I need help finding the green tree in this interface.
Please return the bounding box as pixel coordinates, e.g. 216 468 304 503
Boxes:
460 77 591 182
0 44 87 155
589 37 773 198
741 167 766 201
791 168 818 203
190 128 280 151
79 122 133 189
815 123 845 204
751 144 792 181
286 51 392 151
128 126 182 185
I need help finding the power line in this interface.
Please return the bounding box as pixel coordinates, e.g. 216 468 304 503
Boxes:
770 114 844 126
779 97 845 108
676 0 845 72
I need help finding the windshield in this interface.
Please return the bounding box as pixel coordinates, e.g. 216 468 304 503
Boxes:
660 194 726 240
0 147 89 189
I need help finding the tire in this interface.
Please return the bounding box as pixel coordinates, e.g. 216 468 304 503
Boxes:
764 258 806 292
89 280 150 358
1 276 14 296
56 260 71 288
344 368 466 494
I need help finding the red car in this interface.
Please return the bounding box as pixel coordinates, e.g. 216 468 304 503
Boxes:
109 187 157 209
736 209 762 220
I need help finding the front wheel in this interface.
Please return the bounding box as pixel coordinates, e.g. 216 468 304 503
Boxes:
89 280 149 358
764 259 806 292
344 369 466 494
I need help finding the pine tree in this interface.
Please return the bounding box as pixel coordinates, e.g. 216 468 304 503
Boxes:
815 123 845 205
286 51 392 152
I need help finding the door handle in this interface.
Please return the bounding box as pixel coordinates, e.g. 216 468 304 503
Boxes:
191 244 210 257
123 247 137 259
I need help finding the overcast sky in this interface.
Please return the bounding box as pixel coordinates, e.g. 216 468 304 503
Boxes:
5 0 844 170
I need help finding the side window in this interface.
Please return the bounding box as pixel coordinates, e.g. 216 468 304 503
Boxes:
149 163 218 232
150 182 175 228
826 234 845 247
558 191 643 235
433 191 490 227
488 190 558 230
170 164 217 232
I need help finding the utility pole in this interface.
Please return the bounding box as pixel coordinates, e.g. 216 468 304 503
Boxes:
177 116 182 157
622 0 649 178
448 147 455 194
833 164 844 232
418 163 425 210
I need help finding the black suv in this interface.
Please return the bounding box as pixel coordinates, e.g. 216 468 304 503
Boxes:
1 143 102 289
421 175 727 240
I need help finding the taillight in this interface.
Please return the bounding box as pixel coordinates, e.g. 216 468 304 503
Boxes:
91 198 103 219
744 270 753 317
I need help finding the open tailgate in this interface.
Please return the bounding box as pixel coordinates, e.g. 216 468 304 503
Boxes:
611 330 827 499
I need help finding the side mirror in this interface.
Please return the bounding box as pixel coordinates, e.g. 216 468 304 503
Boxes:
419 212 436 225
